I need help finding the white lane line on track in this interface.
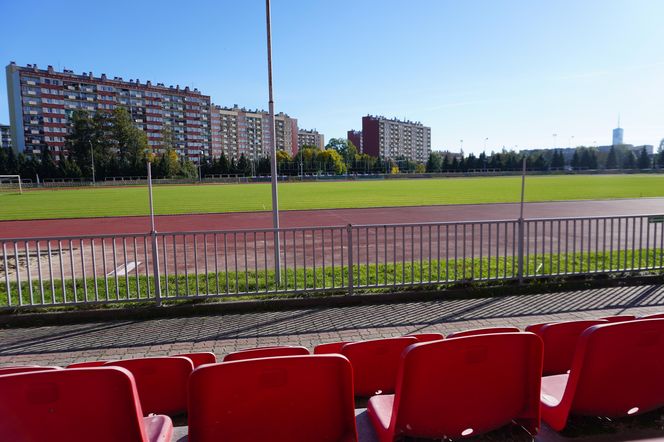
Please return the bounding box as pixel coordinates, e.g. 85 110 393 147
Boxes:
107 261 140 277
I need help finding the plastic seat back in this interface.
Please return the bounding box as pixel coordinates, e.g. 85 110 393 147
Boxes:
570 319 664 417
539 320 607 375
0 367 151 442
313 341 348 354
0 366 61 375
447 327 519 338
223 345 309 362
524 322 550 335
599 315 636 323
67 361 107 368
642 313 664 319
404 333 444 342
342 337 418 396
104 356 193 416
188 355 357 442
391 333 542 439
174 352 216 368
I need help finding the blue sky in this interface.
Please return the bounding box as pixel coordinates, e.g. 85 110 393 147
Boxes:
1 0 663 154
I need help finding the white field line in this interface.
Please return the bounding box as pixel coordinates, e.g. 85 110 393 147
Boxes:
107 261 140 277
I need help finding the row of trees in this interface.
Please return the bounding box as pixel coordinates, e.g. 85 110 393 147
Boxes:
425 145 664 173
2 115 664 180
0 108 202 180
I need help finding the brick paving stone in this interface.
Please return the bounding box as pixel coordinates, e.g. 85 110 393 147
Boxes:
0 284 663 367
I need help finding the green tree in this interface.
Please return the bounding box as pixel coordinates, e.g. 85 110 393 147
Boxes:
657 139 664 169
236 154 251 176
622 151 636 169
39 145 59 179
638 147 651 169
111 107 148 174
326 138 358 166
605 146 618 169
426 152 443 172
156 148 181 178
58 155 82 178
66 110 97 178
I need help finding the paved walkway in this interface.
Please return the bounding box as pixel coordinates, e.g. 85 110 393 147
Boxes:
2 283 664 367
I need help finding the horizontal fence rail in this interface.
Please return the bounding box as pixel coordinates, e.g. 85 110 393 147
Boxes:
1 214 664 310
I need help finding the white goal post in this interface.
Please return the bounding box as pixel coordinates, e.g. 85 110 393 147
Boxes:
0 175 22 194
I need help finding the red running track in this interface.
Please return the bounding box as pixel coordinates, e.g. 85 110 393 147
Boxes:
1 198 664 239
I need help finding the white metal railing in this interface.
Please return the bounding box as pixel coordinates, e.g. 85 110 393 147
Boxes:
1 214 663 310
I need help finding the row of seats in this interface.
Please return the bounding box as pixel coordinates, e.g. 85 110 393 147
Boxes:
1 311 663 441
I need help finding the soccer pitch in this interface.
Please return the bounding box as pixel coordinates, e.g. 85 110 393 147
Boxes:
1 174 663 221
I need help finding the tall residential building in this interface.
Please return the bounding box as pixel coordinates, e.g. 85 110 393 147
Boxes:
6 62 211 161
612 127 624 146
297 129 324 150
347 130 362 152
361 115 431 163
0 124 11 150
210 105 298 160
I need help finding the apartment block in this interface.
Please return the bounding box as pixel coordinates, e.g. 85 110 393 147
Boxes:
362 115 431 163
297 129 324 150
0 124 11 150
347 130 362 152
210 105 298 160
6 62 211 161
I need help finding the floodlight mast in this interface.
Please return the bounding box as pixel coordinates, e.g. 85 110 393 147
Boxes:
266 0 281 285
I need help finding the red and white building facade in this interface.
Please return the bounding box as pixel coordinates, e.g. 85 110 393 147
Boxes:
6 62 211 161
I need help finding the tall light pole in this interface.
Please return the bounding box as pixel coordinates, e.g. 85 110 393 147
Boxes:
552 133 557 149
89 139 96 185
484 137 488 152
266 0 281 284
569 135 574 148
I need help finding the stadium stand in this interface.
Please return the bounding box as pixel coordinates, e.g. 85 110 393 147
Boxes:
188 355 357 442
529 320 607 376
341 337 418 397
368 333 542 440
446 326 520 338
223 345 309 362
0 367 173 442
541 319 664 431
104 356 193 416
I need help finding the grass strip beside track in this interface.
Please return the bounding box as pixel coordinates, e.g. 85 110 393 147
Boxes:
2 174 664 221
2 248 662 309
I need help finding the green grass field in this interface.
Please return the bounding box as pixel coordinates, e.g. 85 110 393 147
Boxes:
1 174 664 221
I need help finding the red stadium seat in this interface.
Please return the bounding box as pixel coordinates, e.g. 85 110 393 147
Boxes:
341 337 418 397
368 333 542 440
0 365 61 375
0 367 173 442
104 356 193 416
223 345 309 362
599 315 636 323
524 322 550 335
447 326 519 338
188 355 357 442
642 313 664 319
536 320 607 376
404 332 444 342
67 360 107 368
174 352 216 368
313 341 348 354
541 319 664 431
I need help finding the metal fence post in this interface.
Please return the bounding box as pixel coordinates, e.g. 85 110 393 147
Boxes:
151 232 162 306
517 218 524 283
347 224 354 295
147 163 162 306
517 157 527 284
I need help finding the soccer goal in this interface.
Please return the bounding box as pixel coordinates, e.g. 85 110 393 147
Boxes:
0 175 23 194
